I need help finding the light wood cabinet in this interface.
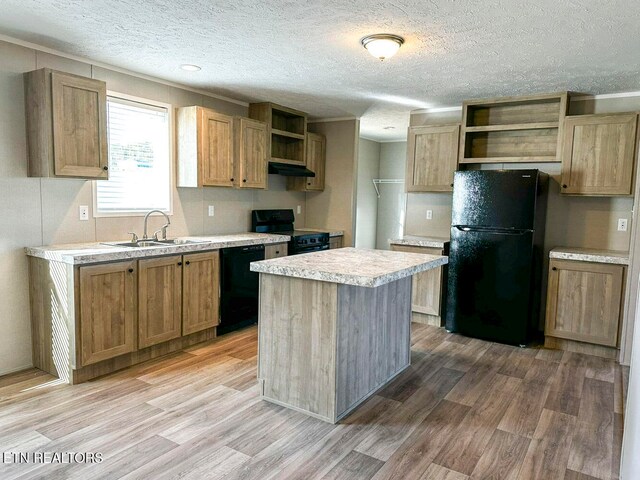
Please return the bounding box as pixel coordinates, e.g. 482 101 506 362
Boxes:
406 125 460 192
329 236 343 249
249 102 307 166
78 261 136 366
391 245 444 325
182 251 220 335
560 113 638 196
265 243 288 259
25 68 108 179
138 255 183 348
177 106 234 188
287 132 326 192
235 117 268 189
545 259 625 347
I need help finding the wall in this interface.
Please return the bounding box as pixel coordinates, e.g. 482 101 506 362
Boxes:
0 39 307 375
355 138 380 249
376 142 407 250
306 119 360 246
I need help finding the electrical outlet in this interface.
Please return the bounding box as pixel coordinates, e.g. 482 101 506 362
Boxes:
426 209 433 220
79 205 89 221
618 218 628 232
208 205 215 217
296 205 301 215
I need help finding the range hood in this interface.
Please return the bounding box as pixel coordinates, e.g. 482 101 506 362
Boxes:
268 162 316 177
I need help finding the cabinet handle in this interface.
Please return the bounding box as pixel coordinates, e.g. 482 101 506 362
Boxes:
450 183 454 187
562 184 567 188
230 177 234 181
185 261 190 265
307 182 311 186
177 261 182 266
243 179 247 183
275 251 280 255
552 267 557 271
128 268 134 273
103 166 109 171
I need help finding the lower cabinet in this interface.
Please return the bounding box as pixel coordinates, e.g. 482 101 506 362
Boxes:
265 243 288 259
329 236 343 249
545 259 625 348
78 260 137 366
138 255 183 349
182 251 220 335
390 244 444 325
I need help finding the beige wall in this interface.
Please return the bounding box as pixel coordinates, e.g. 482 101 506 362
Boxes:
0 39 307 375
376 142 407 249
355 138 380 249
307 119 360 246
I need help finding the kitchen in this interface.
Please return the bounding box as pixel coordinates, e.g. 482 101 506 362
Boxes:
1 2 640 480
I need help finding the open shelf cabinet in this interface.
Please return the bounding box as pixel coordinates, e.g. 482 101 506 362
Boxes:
249 102 307 166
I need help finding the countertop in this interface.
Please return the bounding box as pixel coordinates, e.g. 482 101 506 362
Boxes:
250 247 448 288
390 235 450 249
25 233 291 265
549 247 630 265
295 228 344 237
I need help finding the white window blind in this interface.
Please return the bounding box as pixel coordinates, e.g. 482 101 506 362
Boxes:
95 96 171 215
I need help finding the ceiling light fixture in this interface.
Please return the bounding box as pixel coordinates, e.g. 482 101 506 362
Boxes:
360 34 404 61
180 64 201 72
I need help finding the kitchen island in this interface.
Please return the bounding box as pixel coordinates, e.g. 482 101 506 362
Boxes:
250 247 447 423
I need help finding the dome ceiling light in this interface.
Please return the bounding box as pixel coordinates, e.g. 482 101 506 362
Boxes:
180 64 202 71
360 34 405 61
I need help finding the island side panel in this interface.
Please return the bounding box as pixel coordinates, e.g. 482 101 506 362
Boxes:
335 276 412 419
258 273 338 422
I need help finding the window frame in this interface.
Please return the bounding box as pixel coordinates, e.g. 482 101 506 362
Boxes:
92 91 174 218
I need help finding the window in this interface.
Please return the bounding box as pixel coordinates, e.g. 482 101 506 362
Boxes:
94 95 172 216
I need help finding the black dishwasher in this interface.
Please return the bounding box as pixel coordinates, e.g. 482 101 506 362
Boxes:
219 244 265 335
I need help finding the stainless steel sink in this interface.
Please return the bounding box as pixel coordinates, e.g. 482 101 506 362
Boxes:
102 239 208 248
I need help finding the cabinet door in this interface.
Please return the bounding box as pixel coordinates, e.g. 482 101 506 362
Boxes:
329 236 343 249
51 72 108 178
390 245 443 316
306 133 326 191
78 261 136 366
236 118 268 189
200 109 234 187
265 243 288 259
406 125 460 192
560 113 638 195
138 255 183 348
183 251 220 335
545 259 624 347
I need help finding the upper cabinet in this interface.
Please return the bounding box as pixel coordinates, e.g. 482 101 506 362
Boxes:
235 117 268 189
249 102 307 166
406 124 460 192
459 92 569 164
560 113 638 196
176 106 267 189
24 68 108 179
287 132 326 192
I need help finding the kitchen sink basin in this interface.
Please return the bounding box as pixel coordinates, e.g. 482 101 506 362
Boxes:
102 239 208 248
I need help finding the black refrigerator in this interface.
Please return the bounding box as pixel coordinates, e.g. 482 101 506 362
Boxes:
445 169 548 346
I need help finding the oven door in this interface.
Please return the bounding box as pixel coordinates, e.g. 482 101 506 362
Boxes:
291 243 330 255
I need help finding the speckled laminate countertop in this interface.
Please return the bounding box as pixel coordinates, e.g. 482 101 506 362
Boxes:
296 228 344 237
390 235 450 249
25 233 291 265
549 247 630 265
250 247 448 288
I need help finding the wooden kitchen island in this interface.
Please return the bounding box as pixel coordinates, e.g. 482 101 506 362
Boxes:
250 247 447 423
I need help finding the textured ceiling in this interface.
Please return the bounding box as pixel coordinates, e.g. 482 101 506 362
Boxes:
2 1 640 141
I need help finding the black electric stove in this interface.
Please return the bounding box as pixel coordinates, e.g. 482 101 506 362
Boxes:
251 209 330 255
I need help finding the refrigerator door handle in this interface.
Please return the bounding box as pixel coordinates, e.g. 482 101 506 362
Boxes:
453 225 533 235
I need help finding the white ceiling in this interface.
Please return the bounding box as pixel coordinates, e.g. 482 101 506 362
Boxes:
2 1 640 141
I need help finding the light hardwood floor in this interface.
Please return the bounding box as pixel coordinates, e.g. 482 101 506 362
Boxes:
0 323 627 480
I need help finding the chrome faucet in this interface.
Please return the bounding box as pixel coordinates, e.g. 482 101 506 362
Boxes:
142 209 170 241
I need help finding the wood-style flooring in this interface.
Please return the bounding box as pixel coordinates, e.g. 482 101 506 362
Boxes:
0 323 628 480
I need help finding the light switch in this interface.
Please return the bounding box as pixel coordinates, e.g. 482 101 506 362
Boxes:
208 205 215 217
297 205 301 215
618 218 628 232
79 205 89 221
426 209 433 220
